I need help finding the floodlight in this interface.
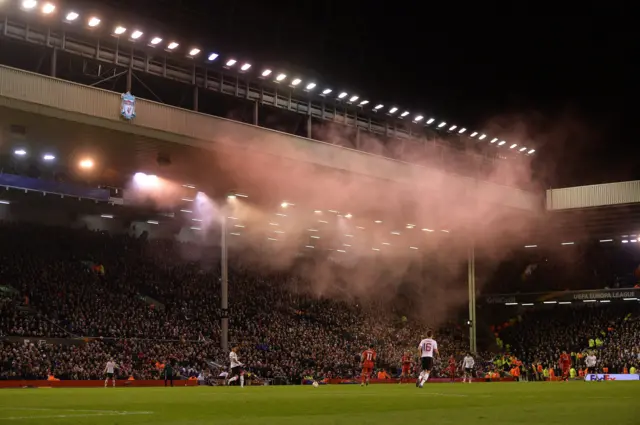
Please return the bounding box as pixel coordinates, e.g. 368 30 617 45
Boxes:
189 48 200 56
14 149 27 156
400 111 409 117
131 30 143 39
88 17 100 27
291 78 302 86
167 42 179 50
490 138 498 143
527 149 535 154
240 63 251 71
43 154 55 161
389 107 398 114
22 0 37 10
374 104 384 110
100 214 113 219
426 118 435 124
226 59 237 67
345 213 352 218
478 134 487 140
306 82 316 90
449 125 457 131
349 95 359 102
470 132 478 137
208 53 219 61
338 92 348 99
438 122 446 128
414 115 424 122
0 200 10 205
281 202 289 208
276 73 287 81
147 220 159 225
498 140 506 146
509 143 517 149
79 158 94 169
113 26 126 35
458 128 466 134
65 11 79 21
519 147 527 152
261 69 272 77
41 2 55 14
322 88 332 94
359 100 369 105
150 37 162 45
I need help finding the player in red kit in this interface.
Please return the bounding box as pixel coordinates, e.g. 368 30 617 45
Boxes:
400 351 413 383
360 345 376 386
559 351 571 381
448 355 457 382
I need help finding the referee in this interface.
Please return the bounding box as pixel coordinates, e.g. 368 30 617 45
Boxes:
164 360 174 387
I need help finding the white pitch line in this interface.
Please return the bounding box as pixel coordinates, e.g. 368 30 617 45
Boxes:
0 408 153 421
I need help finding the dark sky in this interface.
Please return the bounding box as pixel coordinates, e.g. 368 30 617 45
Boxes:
78 1 638 187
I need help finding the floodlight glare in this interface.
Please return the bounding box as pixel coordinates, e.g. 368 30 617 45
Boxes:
88 17 100 27
338 92 348 99
131 30 143 39
389 107 398 114
528 149 535 154
276 73 287 81
349 95 359 102
306 82 317 90
189 48 200 56
14 149 27 156
114 26 126 35
261 69 272 77
458 128 466 134
150 37 162 45
510 143 517 149
519 147 527 152
478 134 487 140
490 138 498 143
291 78 302 86
374 104 384 110
208 53 219 61
167 42 179 50
449 125 457 131
65 11 79 21
400 111 409 117
240 63 251 71
359 100 369 105
498 140 506 146
426 118 435 124
226 59 237 67
322 88 332 94
22 0 37 10
79 158 94 169
41 2 55 14
438 121 446 128
414 115 424 122
43 154 55 161
470 132 478 137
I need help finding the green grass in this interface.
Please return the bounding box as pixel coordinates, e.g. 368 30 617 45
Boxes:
0 382 639 424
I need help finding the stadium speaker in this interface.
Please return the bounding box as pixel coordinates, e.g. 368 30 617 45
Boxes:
157 152 171 166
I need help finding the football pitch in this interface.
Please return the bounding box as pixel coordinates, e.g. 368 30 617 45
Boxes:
0 382 638 424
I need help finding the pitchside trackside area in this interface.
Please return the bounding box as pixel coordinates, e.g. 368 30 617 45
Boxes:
0 383 638 424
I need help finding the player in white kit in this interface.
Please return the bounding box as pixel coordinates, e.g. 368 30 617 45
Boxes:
104 360 117 387
417 330 439 388
585 353 597 380
462 353 475 383
226 347 245 387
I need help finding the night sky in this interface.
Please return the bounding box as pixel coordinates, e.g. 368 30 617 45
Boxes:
69 1 640 186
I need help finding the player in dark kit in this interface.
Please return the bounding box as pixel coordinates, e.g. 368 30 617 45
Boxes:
164 360 174 387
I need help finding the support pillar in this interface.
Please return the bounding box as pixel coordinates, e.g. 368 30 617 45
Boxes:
193 86 199 112
253 100 259 126
220 216 229 353
50 48 57 77
468 242 477 353
126 67 132 92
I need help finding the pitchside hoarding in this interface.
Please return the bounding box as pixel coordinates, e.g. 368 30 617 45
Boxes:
584 374 639 382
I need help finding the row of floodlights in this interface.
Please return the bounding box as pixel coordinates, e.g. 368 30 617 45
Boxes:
504 298 638 306
524 238 640 248
13 148 55 161
17 0 535 155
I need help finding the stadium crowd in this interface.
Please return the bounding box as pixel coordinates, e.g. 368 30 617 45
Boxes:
1 221 638 382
